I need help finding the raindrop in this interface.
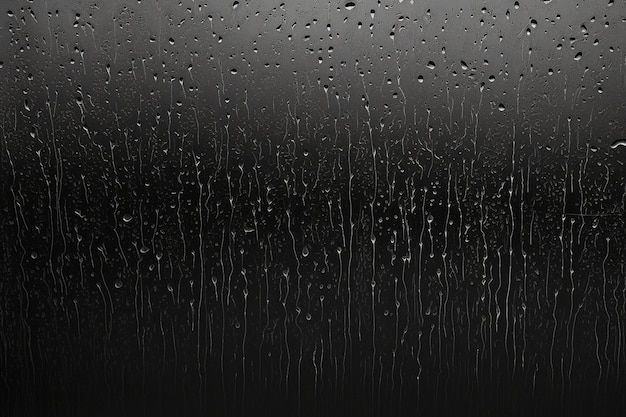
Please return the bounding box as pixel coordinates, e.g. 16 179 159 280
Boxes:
122 214 133 223
344 2 356 10
610 139 626 149
426 61 436 70
574 52 582 61
114 279 123 289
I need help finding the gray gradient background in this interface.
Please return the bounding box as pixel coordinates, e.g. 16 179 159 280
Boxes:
1 1 626 417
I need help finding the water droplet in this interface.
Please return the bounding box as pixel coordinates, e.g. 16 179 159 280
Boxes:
610 139 626 149
122 214 132 222
426 61 436 70
498 103 506 112
344 2 356 10
574 52 582 61
114 279 123 289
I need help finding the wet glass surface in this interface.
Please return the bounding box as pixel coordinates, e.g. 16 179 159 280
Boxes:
1 1 625 416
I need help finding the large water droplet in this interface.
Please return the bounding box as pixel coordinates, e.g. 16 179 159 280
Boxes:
610 139 626 149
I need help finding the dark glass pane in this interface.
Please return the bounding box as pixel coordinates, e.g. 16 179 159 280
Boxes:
1 1 624 416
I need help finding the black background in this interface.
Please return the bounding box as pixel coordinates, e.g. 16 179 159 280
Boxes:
1 1 625 416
